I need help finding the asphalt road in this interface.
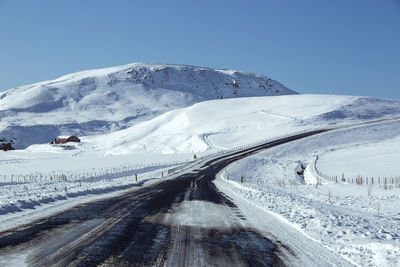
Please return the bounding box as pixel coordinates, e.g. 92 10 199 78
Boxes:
0 130 329 266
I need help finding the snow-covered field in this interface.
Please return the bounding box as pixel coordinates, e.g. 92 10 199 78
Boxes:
1 63 400 266
316 137 400 182
217 120 400 266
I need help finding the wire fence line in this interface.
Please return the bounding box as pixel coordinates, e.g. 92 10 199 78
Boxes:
313 154 400 189
1 126 328 185
2 115 400 186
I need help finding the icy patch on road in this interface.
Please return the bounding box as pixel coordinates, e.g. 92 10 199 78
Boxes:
161 200 239 229
0 251 29 267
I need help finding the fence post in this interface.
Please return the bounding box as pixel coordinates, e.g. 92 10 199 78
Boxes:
241 176 243 183
135 174 138 182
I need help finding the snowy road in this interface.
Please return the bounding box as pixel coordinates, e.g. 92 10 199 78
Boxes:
0 130 354 266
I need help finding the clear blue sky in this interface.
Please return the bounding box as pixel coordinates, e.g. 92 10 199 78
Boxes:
1 0 399 99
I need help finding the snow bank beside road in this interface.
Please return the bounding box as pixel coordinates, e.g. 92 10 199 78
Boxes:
0 161 182 217
217 121 400 266
0 146 197 220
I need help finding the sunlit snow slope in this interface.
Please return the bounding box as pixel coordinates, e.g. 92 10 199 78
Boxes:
86 95 400 155
0 63 296 148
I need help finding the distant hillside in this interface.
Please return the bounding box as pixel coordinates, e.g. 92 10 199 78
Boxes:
85 95 400 155
0 63 296 148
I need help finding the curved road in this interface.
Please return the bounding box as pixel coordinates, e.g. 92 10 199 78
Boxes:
0 130 353 266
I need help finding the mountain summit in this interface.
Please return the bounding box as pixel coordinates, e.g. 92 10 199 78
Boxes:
0 63 297 148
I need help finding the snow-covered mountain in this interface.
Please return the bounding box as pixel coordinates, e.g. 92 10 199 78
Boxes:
0 63 296 148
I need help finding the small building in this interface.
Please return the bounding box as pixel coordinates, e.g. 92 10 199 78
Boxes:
66 136 81 143
54 138 67 144
51 136 81 145
0 138 15 151
0 142 14 151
